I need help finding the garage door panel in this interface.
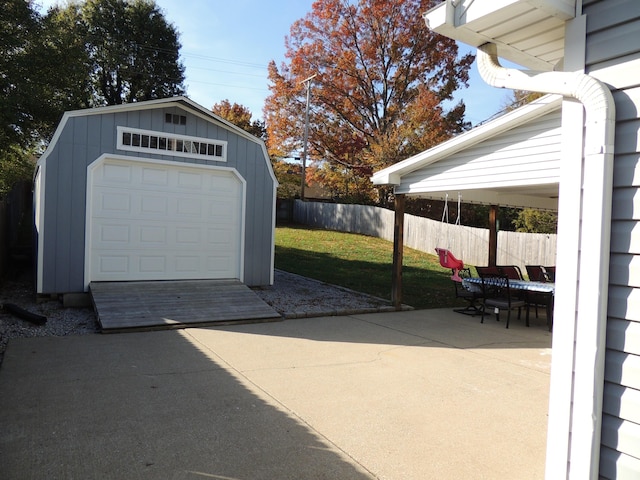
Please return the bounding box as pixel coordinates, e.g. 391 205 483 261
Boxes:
175 255 200 272
139 256 165 273
141 196 168 215
101 163 133 183
207 255 233 272
209 211 234 225
141 166 169 186
177 171 203 189
89 158 243 282
100 224 130 243
207 227 233 245
207 178 236 194
176 227 201 245
99 255 129 274
140 225 167 244
177 198 202 217
100 192 131 213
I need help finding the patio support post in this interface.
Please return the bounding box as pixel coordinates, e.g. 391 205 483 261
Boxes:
489 205 498 267
392 194 405 309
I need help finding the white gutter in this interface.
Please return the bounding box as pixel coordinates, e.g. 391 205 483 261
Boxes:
477 43 615 479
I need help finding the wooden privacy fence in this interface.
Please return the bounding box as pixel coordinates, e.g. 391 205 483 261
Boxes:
293 200 557 273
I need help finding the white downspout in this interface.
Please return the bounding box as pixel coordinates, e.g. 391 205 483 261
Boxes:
477 43 615 479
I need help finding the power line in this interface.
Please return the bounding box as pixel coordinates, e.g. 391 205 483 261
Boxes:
185 64 267 78
133 43 269 71
130 43 272 85
129 42 268 71
185 78 269 92
180 52 268 70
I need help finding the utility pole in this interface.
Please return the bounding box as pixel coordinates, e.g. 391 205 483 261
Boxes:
300 74 316 200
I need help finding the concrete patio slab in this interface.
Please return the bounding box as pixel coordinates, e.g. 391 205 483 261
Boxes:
0 308 551 479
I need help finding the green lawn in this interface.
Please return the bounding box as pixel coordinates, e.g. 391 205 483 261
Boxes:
274 225 460 309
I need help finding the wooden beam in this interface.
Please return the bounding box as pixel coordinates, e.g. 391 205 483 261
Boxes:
392 194 405 309
489 205 498 267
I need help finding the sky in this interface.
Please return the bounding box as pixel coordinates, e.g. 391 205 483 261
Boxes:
34 0 515 126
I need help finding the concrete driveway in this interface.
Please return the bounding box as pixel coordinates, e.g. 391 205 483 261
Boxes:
0 308 552 479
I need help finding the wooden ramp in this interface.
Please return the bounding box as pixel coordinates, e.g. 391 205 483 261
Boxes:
90 280 281 332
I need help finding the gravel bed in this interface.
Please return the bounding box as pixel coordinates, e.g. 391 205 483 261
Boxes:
254 269 396 318
0 270 395 365
0 277 100 365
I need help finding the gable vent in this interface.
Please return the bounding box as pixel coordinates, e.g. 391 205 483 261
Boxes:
117 126 226 161
165 113 187 125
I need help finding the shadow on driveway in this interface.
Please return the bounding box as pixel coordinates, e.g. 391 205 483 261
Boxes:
0 329 375 479
0 307 552 479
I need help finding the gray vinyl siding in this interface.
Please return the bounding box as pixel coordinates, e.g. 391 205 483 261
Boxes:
40 103 274 293
584 0 640 477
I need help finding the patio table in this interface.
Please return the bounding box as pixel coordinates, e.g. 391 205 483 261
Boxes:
462 277 555 330
462 277 554 294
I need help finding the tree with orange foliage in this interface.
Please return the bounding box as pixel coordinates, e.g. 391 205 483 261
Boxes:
264 0 474 203
212 99 267 140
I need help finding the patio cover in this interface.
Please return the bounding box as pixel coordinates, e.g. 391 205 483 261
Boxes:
371 94 563 210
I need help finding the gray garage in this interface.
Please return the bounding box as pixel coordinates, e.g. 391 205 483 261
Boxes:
34 96 277 298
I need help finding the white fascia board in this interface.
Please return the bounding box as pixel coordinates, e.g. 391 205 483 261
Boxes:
36 111 70 170
371 94 562 186
59 96 262 145
62 96 185 117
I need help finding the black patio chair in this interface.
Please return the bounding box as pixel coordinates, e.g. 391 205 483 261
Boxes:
525 265 554 321
498 265 524 280
479 273 529 329
476 266 501 276
452 267 482 316
544 266 556 282
525 265 547 282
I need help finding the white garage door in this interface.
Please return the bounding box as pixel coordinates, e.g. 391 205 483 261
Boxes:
87 157 244 283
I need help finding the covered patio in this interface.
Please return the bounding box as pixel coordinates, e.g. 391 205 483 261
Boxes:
371 94 562 307
385 1 620 476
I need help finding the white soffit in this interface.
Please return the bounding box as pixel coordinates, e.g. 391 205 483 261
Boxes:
423 0 576 70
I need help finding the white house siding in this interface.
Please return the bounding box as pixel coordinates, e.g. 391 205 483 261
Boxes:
584 0 640 477
397 110 562 199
